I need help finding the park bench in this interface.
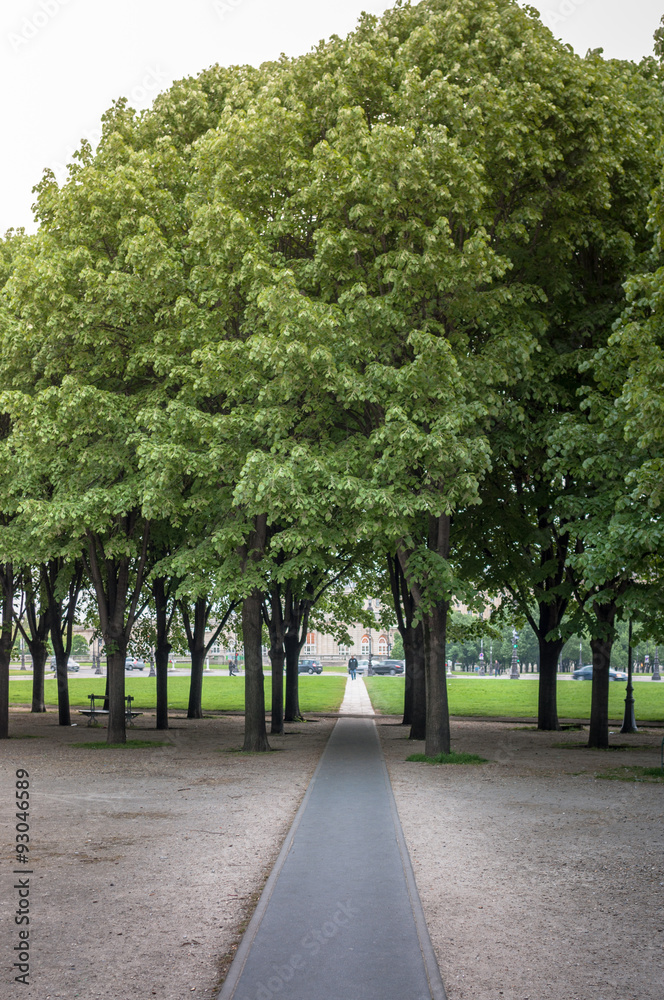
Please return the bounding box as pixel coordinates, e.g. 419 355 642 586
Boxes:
78 694 142 727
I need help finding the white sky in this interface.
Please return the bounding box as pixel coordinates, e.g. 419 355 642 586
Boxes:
2 0 662 235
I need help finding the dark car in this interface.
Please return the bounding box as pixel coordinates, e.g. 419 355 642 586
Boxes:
298 658 323 674
369 659 404 676
125 657 145 671
572 664 628 681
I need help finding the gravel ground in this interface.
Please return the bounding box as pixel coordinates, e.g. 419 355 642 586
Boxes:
380 719 664 1000
1 707 663 1000
1 710 335 1000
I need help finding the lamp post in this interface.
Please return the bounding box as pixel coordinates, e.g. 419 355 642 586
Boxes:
653 647 661 682
94 638 102 675
578 638 583 672
20 636 26 671
510 629 520 679
367 599 374 675
620 620 638 733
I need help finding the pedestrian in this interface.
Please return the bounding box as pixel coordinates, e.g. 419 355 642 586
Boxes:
228 658 236 676
348 655 358 680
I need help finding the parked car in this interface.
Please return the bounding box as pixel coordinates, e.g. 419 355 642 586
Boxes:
355 659 370 675
298 658 323 674
125 657 145 671
369 659 405 676
50 656 79 672
572 664 628 681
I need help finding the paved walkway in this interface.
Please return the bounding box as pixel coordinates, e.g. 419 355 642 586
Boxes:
339 674 374 715
217 715 446 1000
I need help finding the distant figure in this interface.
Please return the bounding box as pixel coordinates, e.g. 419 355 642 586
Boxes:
228 658 237 676
348 655 358 680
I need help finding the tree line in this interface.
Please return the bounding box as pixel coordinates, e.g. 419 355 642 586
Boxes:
1 0 663 750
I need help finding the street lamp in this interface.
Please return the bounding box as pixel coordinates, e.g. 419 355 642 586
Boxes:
510 629 520 679
578 638 583 672
94 638 102 675
367 599 374 674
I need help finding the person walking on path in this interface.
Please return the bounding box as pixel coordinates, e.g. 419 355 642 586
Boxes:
348 655 358 680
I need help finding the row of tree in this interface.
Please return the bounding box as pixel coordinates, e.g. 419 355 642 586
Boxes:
1 0 663 749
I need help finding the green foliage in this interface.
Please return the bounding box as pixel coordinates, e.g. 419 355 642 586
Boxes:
71 635 90 656
390 633 404 659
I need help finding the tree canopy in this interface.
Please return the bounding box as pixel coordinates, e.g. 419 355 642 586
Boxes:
0 0 663 748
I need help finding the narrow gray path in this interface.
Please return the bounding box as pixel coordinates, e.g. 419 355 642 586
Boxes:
217 717 447 1000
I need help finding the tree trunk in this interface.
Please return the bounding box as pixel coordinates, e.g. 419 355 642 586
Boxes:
242 591 270 752
152 577 172 730
29 642 47 713
155 645 170 730
184 596 208 720
397 514 451 755
44 559 82 727
187 646 206 720
588 599 618 749
0 650 8 739
0 568 15 739
53 653 71 727
588 637 612 749
284 632 303 723
537 636 563 731
270 645 285 735
402 626 414 727
263 587 286 735
423 601 451 756
409 620 426 741
106 644 127 744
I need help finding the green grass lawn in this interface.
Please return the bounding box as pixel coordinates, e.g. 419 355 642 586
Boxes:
8 675 347 714
364 677 664 721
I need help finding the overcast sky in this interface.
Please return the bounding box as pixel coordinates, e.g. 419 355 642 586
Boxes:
2 0 662 235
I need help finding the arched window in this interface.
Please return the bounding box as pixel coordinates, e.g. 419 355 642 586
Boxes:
361 635 370 655
378 635 388 656
304 632 316 654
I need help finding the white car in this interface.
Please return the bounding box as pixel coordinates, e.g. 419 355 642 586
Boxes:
50 656 79 672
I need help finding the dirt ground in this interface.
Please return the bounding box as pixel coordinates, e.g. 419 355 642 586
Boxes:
1 706 663 1000
382 719 664 1000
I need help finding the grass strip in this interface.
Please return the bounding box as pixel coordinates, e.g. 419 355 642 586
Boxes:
364 677 664 721
595 765 664 782
9 675 347 714
406 751 488 765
